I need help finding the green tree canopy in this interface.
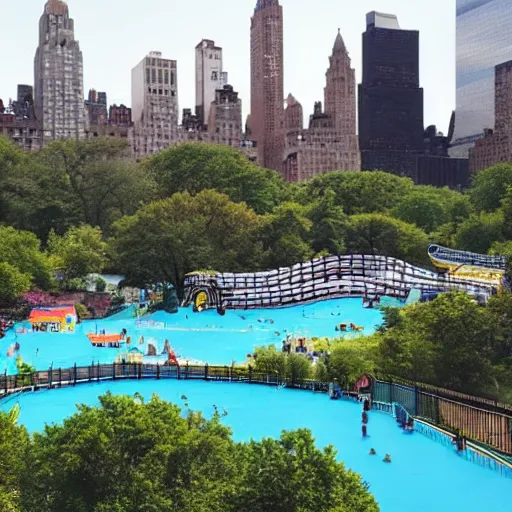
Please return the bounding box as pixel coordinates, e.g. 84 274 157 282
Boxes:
20 393 377 512
377 293 495 394
470 163 512 212
47 225 108 281
391 186 472 233
0 262 32 305
453 212 504 254
111 190 264 295
260 202 314 269
345 213 430 266
0 226 54 290
146 143 288 214
298 171 414 215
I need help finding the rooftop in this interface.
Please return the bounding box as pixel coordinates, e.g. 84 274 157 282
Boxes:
46 0 68 16
255 0 279 12
333 28 346 53
366 11 400 30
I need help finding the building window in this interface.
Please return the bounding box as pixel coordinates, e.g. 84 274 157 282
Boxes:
212 71 218 80
151 69 156 83
146 68 150 84
158 69 163 84
171 72 175 86
164 70 169 84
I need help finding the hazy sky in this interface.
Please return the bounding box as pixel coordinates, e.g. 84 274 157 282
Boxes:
2 0 455 131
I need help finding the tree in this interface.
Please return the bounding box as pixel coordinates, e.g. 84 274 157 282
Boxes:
146 143 288 214
0 411 30 511
40 138 156 233
0 262 32 304
260 202 314 269
0 226 54 290
377 293 495 394
298 170 414 215
252 346 286 377
111 190 264 296
306 188 347 254
453 212 504 254
0 137 27 224
21 393 377 512
345 213 430 266
47 225 108 282
391 186 472 233
470 163 512 212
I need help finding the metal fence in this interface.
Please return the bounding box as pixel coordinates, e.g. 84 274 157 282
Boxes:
373 379 512 455
1 362 511 456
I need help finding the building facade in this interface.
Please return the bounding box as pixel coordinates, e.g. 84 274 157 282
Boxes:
282 30 360 181
208 85 242 148
85 89 108 126
195 39 228 128
250 0 285 171
34 0 86 144
131 51 178 157
452 0 512 157
469 60 512 173
358 11 424 177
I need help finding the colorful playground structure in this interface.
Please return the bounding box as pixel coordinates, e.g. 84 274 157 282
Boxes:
28 306 77 333
182 252 505 311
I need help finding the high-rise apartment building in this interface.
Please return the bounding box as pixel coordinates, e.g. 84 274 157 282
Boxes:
282 30 360 181
250 0 285 171
207 84 242 148
452 0 512 157
34 0 86 144
195 40 228 128
469 60 512 172
131 51 178 157
358 11 424 176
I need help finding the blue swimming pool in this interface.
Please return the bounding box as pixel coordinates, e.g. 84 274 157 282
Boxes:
3 380 509 512
0 298 384 372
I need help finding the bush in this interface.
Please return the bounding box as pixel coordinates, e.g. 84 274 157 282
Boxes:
74 302 89 320
95 277 107 292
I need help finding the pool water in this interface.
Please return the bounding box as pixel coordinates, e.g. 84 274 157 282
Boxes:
0 298 383 372
3 379 510 512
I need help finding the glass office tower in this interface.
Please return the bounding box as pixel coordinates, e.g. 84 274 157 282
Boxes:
452 0 512 156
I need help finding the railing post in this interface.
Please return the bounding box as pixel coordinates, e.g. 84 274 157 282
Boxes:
177 364 181 380
49 366 53 388
97 362 100 382
185 363 189 379
229 365 232 382
248 366 253 383
73 363 77 386
4 369 7 394
156 363 160 380
138 363 142 380
89 362 93 382
414 385 419 416
389 378 394 405
204 363 209 381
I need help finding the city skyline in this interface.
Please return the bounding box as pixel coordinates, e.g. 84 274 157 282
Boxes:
1 0 455 132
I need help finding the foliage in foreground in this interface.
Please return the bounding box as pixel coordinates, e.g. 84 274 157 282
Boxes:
0 393 378 512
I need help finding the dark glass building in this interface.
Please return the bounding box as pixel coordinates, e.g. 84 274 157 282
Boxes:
358 11 424 177
452 0 512 157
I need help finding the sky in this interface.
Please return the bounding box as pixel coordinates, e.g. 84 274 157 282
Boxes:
1 0 455 132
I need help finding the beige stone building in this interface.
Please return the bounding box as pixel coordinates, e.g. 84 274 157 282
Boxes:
131 51 178 157
283 30 360 182
469 60 512 173
208 85 242 148
34 0 87 144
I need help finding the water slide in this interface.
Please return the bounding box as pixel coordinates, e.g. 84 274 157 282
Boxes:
182 253 503 311
428 244 506 280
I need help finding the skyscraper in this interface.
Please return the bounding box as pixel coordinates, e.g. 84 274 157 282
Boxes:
195 40 228 128
131 51 178 156
250 0 285 171
34 0 86 144
452 0 512 157
358 12 424 176
282 30 360 181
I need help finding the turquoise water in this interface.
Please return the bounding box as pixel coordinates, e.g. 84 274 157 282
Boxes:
0 298 383 372
2 379 509 512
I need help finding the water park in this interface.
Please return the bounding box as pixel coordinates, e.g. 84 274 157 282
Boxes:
0 246 511 511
